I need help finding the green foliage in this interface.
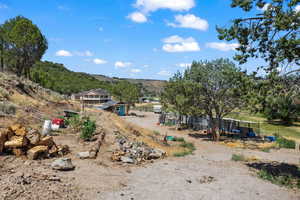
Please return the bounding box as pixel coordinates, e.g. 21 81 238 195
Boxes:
161 58 250 140
258 169 300 189
80 117 96 141
173 141 196 157
248 72 300 123
180 141 196 151
217 0 299 72
1 16 47 77
173 151 193 157
66 115 82 132
231 154 246 162
112 80 141 103
276 136 296 149
30 61 110 95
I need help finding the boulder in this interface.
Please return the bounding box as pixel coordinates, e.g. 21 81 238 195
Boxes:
27 145 48 160
25 129 41 145
4 136 28 148
48 145 59 157
148 149 165 160
9 124 22 132
76 152 90 159
57 145 70 156
51 158 75 171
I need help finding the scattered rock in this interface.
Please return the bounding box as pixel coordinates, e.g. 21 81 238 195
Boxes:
51 158 75 171
38 136 54 148
198 176 215 184
121 156 134 164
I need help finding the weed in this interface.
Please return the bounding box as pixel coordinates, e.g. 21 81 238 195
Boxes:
231 154 246 162
261 147 271 153
0 88 9 99
153 131 160 136
276 136 295 149
80 117 96 141
174 137 185 142
173 151 191 157
258 170 300 188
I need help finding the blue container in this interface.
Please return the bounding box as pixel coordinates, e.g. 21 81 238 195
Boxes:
266 136 276 142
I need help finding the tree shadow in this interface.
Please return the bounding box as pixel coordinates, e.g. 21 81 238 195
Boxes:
247 162 300 179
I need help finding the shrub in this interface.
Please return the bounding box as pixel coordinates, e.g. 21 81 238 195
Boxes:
276 136 295 149
173 151 192 157
153 131 160 136
80 117 96 141
0 88 9 99
231 154 246 162
66 115 82 131
258 170 299 188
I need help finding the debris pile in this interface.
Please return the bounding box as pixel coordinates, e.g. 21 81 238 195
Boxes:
0 124 69 159
112 134 166 164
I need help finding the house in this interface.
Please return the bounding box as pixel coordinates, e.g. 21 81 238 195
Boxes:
71 89 111 105
97 100 128 116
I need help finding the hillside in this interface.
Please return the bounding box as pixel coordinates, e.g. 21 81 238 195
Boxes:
30 61 110 95
30 61 165 96
93 75 166 96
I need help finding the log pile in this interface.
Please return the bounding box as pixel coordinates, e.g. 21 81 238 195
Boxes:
0 124 69 159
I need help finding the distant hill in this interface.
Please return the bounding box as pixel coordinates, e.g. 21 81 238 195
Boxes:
30 61 165 96
92 75 166 96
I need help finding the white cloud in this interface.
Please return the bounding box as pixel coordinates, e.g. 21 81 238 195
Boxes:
131 68 142 73
98 27 104 31
157 70 171 76
143 64 149 68
162 35 200 53
206 42 239 51
135 0 195 13
257 3 270 11
115 61 132 68
295 5 300 13
55 50 72 57
168 14 208 31
74 50 93 57
0 3 8 9
93 58 107 64
176 63 191 68
127 12 147 23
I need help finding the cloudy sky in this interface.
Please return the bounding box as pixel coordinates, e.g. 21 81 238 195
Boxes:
0 0 273 80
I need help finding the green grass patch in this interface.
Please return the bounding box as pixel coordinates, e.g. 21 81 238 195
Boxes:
275 136 296 149
226 111 300 139
173 141 196 157
231 154 246 162
174 137 185 142
258 170 300 189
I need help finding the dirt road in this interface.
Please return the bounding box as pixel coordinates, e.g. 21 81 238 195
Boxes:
98 111 300 200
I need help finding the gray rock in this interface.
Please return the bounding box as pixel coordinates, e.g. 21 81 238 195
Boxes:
51 158 75 171
76 152 90 159
121 156 134 164
148 149 165 159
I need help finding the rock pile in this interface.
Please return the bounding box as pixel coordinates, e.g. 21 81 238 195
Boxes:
0 124 69 159
112 135 165 164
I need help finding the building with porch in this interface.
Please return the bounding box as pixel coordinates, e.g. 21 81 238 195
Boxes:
71 89 111 105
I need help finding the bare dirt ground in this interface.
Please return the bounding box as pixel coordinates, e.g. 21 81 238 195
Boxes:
96 111 300 200
1 110 300 200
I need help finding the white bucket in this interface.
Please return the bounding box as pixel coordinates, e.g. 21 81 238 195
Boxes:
42 120 52 136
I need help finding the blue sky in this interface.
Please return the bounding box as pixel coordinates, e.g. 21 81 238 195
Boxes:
0 0 267 80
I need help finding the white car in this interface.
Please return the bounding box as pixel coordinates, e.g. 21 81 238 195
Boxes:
153 105 162 114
